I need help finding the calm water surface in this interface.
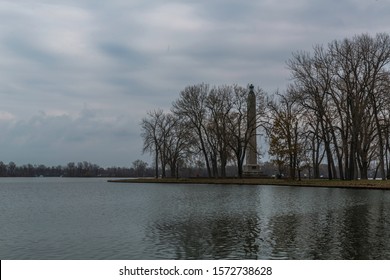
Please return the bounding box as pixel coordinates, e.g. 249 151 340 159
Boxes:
0 177 389 259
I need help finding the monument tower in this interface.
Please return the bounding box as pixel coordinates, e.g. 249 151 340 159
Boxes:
243 84 261 177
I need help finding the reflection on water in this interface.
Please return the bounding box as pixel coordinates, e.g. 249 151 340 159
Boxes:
147 201 390 259
147 214 262 259
142 185 390 260
0 178 389 259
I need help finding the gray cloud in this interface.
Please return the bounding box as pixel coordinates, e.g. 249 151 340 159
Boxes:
0 108 142 166
1 0 389 166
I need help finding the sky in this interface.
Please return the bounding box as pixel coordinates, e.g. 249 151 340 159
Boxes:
1 0 390 167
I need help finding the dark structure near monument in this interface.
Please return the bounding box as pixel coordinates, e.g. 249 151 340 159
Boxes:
243 84 262 177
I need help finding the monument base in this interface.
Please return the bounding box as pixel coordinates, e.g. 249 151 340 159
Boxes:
243 164 263 177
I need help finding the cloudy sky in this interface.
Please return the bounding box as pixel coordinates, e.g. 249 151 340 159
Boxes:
0 0 389 167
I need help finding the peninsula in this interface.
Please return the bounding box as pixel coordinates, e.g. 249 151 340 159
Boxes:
108 178 390 190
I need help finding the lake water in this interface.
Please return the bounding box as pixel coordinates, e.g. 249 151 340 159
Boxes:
0 177 389 260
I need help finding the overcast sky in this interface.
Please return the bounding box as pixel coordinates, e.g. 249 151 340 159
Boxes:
1 0 389 167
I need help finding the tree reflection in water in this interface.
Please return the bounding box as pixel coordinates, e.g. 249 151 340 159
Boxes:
146 213 263 259
144 190 390 260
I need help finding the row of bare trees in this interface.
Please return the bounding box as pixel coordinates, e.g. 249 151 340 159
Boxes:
141 84 266 178
141 33 390 180
268 33 390 180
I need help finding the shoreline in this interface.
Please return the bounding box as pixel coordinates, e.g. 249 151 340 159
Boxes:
107 177 390 190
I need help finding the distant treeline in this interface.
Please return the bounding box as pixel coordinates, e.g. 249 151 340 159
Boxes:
0 160 154 177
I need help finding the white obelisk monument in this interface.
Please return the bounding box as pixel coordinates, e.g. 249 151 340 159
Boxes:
243 84 261 177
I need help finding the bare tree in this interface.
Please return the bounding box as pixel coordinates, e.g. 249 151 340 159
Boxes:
205 85 234 177
172 84 214 177
132 159 148 177
288 33 390 180
329 33 390 179
266 90 304 179
163 113 194 178
140 109 165 178
287 46 339 179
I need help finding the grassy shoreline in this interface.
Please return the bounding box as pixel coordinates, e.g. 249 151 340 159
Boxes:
108 177 390 190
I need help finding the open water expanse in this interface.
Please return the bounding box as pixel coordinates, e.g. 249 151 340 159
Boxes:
0 177 389 259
